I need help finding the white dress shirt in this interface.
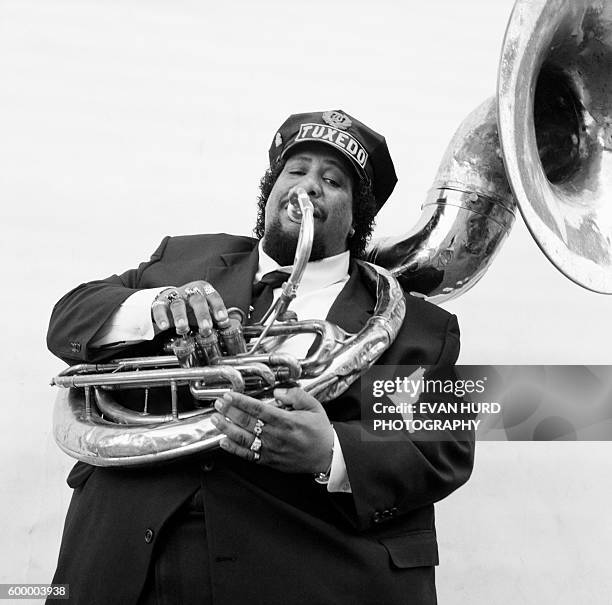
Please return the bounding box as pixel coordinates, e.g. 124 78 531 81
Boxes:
91 240 353 493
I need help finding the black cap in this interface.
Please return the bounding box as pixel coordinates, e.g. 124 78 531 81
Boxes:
268 110 397 212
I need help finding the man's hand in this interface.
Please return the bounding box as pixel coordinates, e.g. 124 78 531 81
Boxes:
211 388 334 475
151 281 229 334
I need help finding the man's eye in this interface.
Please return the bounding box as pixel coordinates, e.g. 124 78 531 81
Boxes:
289 170 305 176
325 178 340 187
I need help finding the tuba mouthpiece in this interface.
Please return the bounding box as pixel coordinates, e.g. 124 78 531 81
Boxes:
287 187 312 224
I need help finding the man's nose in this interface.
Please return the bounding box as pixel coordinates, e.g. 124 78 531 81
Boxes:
298 173 322 198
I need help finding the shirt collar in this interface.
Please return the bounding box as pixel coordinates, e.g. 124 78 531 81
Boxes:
256 240 350 290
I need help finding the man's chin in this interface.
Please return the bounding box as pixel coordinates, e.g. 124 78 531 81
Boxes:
262 222 327 266
262 232 298 267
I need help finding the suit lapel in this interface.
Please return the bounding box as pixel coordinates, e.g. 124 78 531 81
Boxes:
204 246 259 317
326 260 375 333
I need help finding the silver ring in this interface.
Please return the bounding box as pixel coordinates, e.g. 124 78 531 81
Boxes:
166 289 181 304
252 451 261 462
253 418 264 437
250 436 262 453
203 283 216 296
184 286 204 298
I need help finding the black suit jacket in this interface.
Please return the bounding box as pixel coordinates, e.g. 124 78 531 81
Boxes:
47 234 474 605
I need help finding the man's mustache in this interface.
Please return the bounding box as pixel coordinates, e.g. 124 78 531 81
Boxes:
282 198 326 220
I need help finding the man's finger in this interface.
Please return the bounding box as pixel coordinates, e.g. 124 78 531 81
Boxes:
151 299 172 331
273 387 322 411
211 413 255 448
214 399 283 441
214 398 256 431
218 435 262 464
217 392 289 425
212 415 264 464
185 290 213 333
169 297 189 333
200 282 229 327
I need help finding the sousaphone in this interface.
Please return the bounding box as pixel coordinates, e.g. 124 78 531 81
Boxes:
51 0 612 467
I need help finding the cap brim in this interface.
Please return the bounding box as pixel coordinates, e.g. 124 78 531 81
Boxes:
280 139 368 182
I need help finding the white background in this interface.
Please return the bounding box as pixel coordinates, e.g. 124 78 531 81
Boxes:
0 0 611 603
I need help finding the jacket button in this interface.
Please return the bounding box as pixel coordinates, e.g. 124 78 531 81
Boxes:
144 528 154 543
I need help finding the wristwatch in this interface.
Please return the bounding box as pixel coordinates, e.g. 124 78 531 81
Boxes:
314 466 332 485
314 424 334 485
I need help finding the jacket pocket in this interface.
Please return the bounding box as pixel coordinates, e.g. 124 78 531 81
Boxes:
66 461 95 489
379 530 439 569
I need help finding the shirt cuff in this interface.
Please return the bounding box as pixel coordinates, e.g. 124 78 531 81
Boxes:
327 428 352 494
90 287 170 348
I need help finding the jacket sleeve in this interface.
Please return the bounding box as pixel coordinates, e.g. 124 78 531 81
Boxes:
331 313 475 531
47 237 170 364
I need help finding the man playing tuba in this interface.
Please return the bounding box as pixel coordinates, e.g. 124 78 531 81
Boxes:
47 110 474 605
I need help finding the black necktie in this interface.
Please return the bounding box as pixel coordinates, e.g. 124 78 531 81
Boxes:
250 270 289 324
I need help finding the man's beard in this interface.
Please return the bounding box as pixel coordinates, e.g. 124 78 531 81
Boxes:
262 216 329 266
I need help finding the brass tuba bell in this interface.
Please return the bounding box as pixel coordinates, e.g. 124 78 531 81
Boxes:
368 0 612 300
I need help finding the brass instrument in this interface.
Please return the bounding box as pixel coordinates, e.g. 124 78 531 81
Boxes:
51 189 406 466
368 0 612 301
52 0 612 466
